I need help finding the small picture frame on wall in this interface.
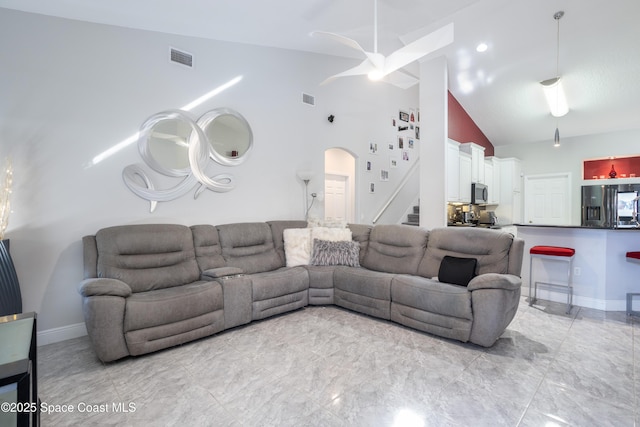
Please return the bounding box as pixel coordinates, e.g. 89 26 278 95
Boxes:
390 157 398 169
408 138 415 149
415 126 420 140
369 142 378 154
380 169 389 181
402 150 410 161
397 136 404 149
399 110 409 122
366 160 373 172
388 143 394 150
410 109 416 123
369 182 376 193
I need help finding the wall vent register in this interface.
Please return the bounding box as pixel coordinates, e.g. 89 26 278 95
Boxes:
302 93 315 106
170 48 193 67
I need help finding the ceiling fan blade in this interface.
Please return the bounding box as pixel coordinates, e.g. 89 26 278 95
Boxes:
383 70 419 90
383 23 454 76
311 31 370 56
320 59 376 85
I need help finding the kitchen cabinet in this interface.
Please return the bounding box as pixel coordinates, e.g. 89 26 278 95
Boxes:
459 152 472 203
484 159 493 199
484 157 501 204
460 142 485 184
446 139 460 202
495 157 522 224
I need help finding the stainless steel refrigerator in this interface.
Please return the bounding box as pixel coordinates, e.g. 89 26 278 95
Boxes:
582 184 640 227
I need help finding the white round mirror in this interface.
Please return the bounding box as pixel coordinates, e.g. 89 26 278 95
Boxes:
138 110 201 177
197 108 253 166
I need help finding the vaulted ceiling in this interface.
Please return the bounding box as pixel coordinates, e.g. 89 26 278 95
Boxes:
2 0 639 146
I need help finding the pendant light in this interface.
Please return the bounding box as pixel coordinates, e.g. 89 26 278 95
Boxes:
540 11 566 147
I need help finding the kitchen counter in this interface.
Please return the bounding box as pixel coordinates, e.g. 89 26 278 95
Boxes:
516 223 640 230
447 223 503 229
516 225 640 311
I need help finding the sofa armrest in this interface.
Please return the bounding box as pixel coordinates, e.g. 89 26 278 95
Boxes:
78 278 132 298
468 273 522 347
201 267 244 280
467 273 521 291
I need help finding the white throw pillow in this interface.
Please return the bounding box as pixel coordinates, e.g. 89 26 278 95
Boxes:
306 218 348 228
311 227 352 242
283 228 312 266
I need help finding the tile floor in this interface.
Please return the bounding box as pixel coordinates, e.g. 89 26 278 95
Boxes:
37 297 638 426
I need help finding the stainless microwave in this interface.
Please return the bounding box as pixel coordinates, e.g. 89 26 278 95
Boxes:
472 183 488 204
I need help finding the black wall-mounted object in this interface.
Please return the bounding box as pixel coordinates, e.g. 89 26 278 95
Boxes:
0 239 22 316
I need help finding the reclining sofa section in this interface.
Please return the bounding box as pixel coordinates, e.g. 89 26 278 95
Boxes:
79 221 524 362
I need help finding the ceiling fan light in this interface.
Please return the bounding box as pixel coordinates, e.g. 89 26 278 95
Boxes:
554 127 560 147
368 69 384 81
540 77 569 117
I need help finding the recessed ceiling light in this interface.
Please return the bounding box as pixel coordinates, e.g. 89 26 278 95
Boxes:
476 43 488 53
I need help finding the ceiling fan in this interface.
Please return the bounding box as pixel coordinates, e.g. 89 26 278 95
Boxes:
312 0 454 89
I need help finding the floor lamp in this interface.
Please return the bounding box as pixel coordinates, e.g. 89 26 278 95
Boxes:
296 170 316 220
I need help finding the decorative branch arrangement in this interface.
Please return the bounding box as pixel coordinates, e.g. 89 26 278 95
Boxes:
0 158 13 240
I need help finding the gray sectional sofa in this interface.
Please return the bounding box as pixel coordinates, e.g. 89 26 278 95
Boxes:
79 221 524 362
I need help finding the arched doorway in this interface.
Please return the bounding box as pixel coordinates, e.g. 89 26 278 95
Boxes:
324 148 356 223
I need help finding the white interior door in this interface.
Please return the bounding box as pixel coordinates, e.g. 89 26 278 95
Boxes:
524 173 571 225
325 174 348 222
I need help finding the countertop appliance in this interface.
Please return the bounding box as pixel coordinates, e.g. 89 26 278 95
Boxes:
471 183 488 205
479 211 498 226
582 184 640 228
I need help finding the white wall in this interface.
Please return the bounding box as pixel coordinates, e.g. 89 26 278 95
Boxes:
495 129 640 225
0 9 418 337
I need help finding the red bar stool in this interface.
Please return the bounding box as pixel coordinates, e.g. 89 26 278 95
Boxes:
626 251 640 316
529 245 576 314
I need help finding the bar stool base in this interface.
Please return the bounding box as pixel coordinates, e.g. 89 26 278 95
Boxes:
627 293 640 317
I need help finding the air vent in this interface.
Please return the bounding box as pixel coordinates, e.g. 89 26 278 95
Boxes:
170 48 193 68
302 93 315 106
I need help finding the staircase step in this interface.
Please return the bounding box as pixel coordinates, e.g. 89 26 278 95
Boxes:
402 221 419 226
407 214 420 223
413 206 420 214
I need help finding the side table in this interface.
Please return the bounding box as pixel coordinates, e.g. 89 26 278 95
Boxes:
0 312 38 426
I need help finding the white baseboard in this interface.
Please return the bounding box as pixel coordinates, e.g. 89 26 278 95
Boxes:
523 286 626 311
37 322 87 346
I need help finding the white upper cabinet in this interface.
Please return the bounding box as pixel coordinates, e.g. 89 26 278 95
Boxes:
459 142 485 183
485 157 501 204
446 139 460 202
459 152 472 203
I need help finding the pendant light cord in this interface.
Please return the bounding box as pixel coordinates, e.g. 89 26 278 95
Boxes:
555 12 562 80
553 11 564 146
373 0 378 54
555 12 561 116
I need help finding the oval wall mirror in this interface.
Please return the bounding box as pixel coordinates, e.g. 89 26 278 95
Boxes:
138 110 200 177
197 108 253 166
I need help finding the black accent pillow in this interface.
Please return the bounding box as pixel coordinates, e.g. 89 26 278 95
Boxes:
438 255 477 287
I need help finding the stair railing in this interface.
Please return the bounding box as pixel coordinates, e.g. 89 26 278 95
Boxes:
372 157 420 224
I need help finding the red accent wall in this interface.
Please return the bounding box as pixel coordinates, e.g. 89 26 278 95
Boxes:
448 91 494 156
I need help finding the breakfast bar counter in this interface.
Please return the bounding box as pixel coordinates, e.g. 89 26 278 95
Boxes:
516 224 640 311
